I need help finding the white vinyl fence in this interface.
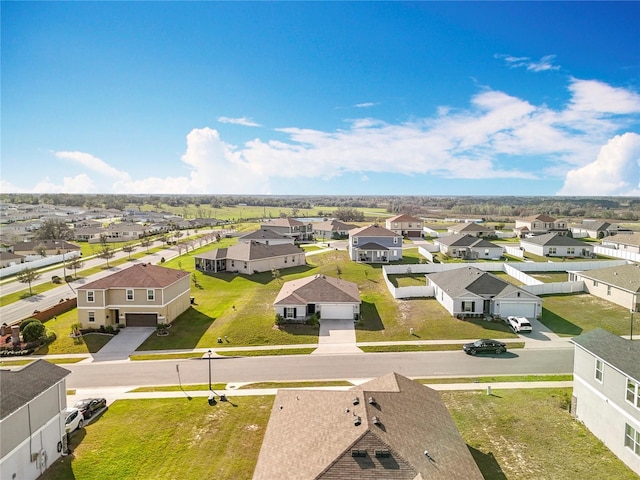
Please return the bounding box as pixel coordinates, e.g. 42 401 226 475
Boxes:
0 251 81 279
594 246 640 263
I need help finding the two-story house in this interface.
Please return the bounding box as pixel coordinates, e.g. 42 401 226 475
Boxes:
348 225 403 263
260 218 313 241
1 360 71 480
514 214 568 237
572 329 640 475
76 263 191 327
311 219 356 240
446 222 495 238
385 214 424 238
238 229 295 246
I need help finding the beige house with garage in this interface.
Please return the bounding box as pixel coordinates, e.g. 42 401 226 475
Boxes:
76 263 191 327
569 263 640 312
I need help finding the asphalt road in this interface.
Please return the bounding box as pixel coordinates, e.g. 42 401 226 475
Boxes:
64 348 574 389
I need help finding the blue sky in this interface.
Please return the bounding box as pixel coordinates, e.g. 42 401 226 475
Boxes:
2 1 639 196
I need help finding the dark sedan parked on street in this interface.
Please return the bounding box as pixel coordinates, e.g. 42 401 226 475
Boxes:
463 339 507 355
74 398 107 419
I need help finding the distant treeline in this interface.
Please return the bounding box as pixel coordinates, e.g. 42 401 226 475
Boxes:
2 193 639 221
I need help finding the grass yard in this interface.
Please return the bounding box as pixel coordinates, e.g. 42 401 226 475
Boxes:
34 309 113 355
442 388 637 479
529 271 568 283
540 293 633 336
39 388 637 480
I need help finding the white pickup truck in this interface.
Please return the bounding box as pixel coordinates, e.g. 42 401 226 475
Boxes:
507 316 533 333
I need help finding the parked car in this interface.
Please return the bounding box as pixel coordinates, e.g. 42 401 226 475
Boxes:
463 339 507 355
74 397 107 419
64 407 84 433
507 316 533 333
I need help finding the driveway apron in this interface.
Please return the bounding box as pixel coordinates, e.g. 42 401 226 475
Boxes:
313 318 362 355
88 327 155 362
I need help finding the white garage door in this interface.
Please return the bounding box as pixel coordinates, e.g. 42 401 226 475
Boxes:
500 302 536 318
319 304 353 320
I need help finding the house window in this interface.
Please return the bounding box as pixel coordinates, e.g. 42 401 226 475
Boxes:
147 289 155 301
625 424 640 456
593 280 598 287
87 291 95 303
595 359 603 383
549 247 557 254
607 286 612 296
567 247 575 255
231 260 235 268
88 311 95 323
626 379 640 409
353 237 358 245
284 307 296 319
462 301 474 312
284 257 287 263
126 289 134 301
244 262 248 268
393 237 399 244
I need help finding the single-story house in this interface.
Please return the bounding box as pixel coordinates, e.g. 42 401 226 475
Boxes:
11 239 81 256
434 234 504 260
253 372 484 480
570 221 632 239
260 218 313 241
238 229 295 245
273 274 360 322
446 222 495 238
569 263 640 312
571 329 640 475
76 263 191 327
194 241 305 275
348 225 403 263
514 214 568 237
427 266 542 319
311 219 357 240
602 233 640 254
520 233 594 258
71 224 146 243
385 214 424 237
0 251 25 268
1 360 71 480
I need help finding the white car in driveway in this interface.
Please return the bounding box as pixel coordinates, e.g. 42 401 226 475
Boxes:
65 407 84 433
507 316 533 333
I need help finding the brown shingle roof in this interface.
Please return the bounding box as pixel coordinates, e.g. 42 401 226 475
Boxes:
386 214 422 223
253 373 483 480
262 218 306 227
274 275 360 305
78 263 189 290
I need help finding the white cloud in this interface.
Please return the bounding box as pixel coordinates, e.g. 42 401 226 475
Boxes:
557 133 640 196
567 78 640 114
354 102 377 108
217 116 261 127
496 53 560 72
54 151 130 181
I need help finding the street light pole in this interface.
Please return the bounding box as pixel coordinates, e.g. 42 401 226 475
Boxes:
207 349 212 391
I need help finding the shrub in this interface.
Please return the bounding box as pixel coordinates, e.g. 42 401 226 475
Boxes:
22 321 46 342
20 318 41 332
51 275 62 284
274 313 284 325
306 313 320 327
105 325 114 334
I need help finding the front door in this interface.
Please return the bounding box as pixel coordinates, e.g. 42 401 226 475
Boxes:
306 304 316 315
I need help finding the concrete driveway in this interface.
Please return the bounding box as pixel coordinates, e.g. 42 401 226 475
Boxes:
87 327 155 362
313 318 362 355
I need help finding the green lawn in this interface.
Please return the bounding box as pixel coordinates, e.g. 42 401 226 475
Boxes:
529 272 568 283
39 388 637 480
34 310 114 355
540 293 633 336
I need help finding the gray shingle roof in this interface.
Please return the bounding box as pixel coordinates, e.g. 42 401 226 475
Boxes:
574 263 640 293
436 234 500 248
0 360 70 420
448 222 494 233
605 233 640 247
312 220 357 232
195 242 304 262
355 242 389 251
253 372 483 480
521 232 590 247
274 275 360 305
261 218 306 227
350 225 400 237
386 214 422 223
572 329 640 382
239 229 290 241
427 266 533 299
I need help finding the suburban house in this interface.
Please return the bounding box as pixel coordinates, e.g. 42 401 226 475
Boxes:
238 229 295 245
427 266 542 319
520 233 594 258
348 225 403 263
260 218 313 241
602 233 640 254
76 263 191 327
70 223 147 243
273 274 361 322
194 241 305 275
0 252 25 268
571 329 640 475
11 239 80 257
434 234 504 260
514 214 568 237
569 263 640 312
570 221 632 239
446 222 495 238
385 214 424 238
253 372 484 480
1 360 71 480
311 219 356 240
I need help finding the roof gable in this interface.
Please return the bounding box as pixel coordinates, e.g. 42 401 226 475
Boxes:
274 275 360 305
78 263 189 290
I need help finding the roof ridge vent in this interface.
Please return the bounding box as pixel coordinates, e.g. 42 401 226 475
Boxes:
354 416 362 426
372 416 381 425
368 396 376 405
